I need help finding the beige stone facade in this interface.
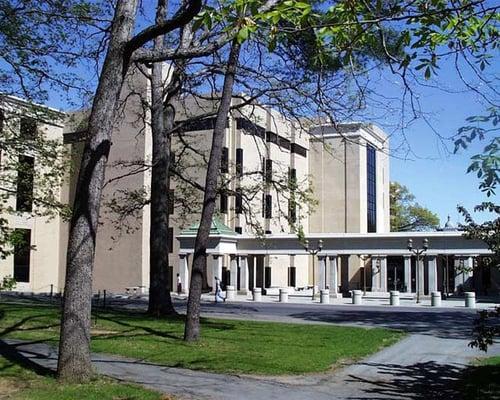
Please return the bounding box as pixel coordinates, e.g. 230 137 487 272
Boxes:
1 79 494 296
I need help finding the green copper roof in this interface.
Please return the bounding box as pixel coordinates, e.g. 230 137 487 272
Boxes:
180 218 237 236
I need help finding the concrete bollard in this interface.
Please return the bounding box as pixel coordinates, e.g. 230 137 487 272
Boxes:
465 292 476 308
431 291 442 307
390 290 400 306
320 289 330 304
226 285 235 301
352 290 363 305
252 287 262 302
279 288 289 303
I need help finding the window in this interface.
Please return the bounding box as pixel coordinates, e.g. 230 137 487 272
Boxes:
367 145 377 232
288 198 296 223
168 189 174 215
265 194 272 219
288 168 296 188
20 118 37 139
168 227 174 253
220 193 228 213
14 229 31 282
266 131 277 144
221 147 229 173
235 227 242 234
16 155 35 212
265 159 272 183
236 148 243 177
235 188 243 214
288 267 296 287
291 143 307 157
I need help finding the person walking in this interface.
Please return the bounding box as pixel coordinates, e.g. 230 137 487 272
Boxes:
214 277 226 303
177 273 182 295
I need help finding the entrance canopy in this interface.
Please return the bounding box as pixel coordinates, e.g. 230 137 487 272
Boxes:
178 230 490 257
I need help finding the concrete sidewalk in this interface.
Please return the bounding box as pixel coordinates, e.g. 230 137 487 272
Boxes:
3 335 499 400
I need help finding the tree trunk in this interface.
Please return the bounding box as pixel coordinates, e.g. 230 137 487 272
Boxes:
184 40 241 341
57 0 140 382
147 0 176 317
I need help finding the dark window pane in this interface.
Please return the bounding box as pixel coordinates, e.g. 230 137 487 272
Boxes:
236 148 243 176
291 143 307 157
20 118 37 139
14 229 31 282
16 155 34 212
220 193 228 213
367 145 377 232
221 147 229 173
168 189 174 215
235 227 242 234
265 194 272 219
168 227 174 253
265 159 272 183
288 198 296 223
235 188 242 214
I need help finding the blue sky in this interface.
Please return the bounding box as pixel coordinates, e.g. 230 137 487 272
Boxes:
36 7 497 227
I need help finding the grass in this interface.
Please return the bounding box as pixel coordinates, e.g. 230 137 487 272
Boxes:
0 299 404 375
0 355 169 400
459 356 500 400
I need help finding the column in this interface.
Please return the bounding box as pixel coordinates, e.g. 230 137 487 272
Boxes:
371 256 380 292
329 255 339 296
212 254 222 293
427 255 438 293
463 256 474 291
403 255 412 293
251 256 257 289
238 255 249 295
179 253 189 294
417 256 425 299
318 255 327 290
380 256 388 292
454 256 464 293
230 255 238 288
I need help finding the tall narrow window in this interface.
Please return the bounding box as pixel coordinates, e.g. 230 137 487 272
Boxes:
367 145 377 232
288 168 297 188
20 118 37 139
288 198 296 223
14 229 31 282
265 194 272 219
220 193 228 213
235 188 243 214
265 159 272 183
16 155 35 212
236 148 243 177
168 227 174 253
221 147 229 173
168 189 174 215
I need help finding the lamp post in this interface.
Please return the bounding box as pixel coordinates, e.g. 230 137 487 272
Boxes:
407 238 429 304
304 239 323 300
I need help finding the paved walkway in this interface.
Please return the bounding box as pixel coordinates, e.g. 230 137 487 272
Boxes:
2 334 499 400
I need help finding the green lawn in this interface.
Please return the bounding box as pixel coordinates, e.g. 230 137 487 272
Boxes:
0 355 168 400
0 300 404 375
460 357 500 400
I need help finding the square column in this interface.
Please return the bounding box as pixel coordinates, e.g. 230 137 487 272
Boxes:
417 257 425 300
238 255 249 295
379 256 388 292
329 255 339 296
179 253 189 294
230 255 238 288
403 255 412 293
318 255 327 290
371 256 380 291
428 255 438 293
212 255 222 293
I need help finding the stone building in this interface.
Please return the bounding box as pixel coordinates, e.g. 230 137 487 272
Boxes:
0 73 496 297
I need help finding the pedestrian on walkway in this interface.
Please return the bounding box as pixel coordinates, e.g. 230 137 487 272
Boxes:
214 277 226 303
177 273 182 295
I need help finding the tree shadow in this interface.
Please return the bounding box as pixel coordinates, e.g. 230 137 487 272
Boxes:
0 339 55 377
346 361 466 399
288 309 476 339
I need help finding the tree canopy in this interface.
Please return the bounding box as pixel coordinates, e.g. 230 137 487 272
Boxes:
390 181 440 231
